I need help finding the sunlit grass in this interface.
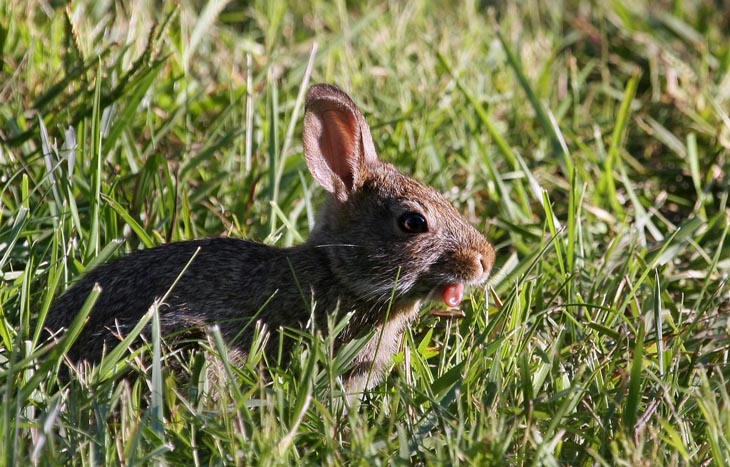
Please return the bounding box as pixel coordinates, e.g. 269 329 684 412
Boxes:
1 0 729 464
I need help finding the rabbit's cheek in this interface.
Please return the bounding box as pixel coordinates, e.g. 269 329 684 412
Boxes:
442 282 465 307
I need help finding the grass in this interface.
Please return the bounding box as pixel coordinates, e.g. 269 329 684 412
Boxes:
1 0 730 464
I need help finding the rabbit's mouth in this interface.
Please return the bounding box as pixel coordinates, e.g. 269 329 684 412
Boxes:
441 282 465 307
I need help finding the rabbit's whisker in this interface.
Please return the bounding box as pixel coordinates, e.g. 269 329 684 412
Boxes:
314 243 363 249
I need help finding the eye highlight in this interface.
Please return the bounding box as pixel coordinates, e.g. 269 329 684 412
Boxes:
398 212 428 234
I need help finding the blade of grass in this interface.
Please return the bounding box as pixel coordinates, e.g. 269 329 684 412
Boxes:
268 77 280 232
653 269 664 378
496 29 573 176
150 305 164 437
0 206 28 274
602 72 639 218
438 52 518 168
542 190 566 277
102 60 165 154
623 322 644 432
87 60 104 259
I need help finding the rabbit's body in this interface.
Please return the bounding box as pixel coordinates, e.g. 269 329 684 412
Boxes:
46 84 495 390
47 235 421 385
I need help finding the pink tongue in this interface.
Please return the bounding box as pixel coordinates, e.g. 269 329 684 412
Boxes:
442 283 464 307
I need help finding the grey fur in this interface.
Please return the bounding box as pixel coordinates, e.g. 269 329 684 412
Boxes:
45 84 495 391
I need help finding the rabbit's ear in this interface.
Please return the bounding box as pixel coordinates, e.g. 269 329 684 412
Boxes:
303 84 378 201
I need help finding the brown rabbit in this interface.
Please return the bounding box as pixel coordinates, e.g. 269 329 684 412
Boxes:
46 84 495 392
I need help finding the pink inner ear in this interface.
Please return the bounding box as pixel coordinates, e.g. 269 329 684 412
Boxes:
319 109 358 190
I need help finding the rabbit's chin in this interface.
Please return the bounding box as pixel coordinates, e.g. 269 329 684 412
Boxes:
442 283 465 307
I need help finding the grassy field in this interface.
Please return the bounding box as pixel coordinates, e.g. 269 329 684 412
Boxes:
2 0 730 464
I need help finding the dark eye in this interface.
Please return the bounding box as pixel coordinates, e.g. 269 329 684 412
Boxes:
398 212 428 234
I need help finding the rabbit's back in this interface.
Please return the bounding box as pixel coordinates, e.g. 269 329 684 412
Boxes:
47 238 299 361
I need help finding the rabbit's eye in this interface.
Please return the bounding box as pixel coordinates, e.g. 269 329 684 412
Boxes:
398 212 428 234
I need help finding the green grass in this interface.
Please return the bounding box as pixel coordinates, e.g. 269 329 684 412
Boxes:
2 0 730 464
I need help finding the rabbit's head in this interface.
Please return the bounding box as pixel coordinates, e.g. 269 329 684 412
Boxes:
303 84 494 311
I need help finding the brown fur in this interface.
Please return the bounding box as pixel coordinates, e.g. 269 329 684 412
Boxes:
45 84 495 391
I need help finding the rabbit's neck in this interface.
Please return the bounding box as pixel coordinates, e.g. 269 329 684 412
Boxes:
284 243 421 332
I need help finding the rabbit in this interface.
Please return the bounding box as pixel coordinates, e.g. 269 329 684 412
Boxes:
45 83 495 392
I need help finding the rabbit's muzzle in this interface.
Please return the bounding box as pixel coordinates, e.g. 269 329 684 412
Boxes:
437 239 495 307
